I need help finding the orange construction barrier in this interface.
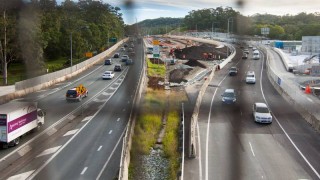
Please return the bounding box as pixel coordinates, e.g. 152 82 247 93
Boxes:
305 85 311 94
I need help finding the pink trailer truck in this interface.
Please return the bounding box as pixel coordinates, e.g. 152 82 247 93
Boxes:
0 101 45 148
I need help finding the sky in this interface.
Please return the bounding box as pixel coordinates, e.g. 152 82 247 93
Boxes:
59 0 320 25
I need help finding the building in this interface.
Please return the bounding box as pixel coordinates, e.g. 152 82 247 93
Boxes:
301 36 320 55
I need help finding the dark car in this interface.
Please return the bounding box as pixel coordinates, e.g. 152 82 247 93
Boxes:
114 64 122 71
242 53 248 59
229 67 238 76
123 44 128 48
113 53 120 58
104 59 112 65
126 59 133 65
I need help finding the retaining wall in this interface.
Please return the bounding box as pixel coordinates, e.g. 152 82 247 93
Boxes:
0 38 128 104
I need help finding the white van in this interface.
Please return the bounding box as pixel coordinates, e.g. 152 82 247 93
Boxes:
246 71 256 84
253 50 260 60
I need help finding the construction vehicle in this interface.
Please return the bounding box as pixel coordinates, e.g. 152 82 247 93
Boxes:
66 84 88 102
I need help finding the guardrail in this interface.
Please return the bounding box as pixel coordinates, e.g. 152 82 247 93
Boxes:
0 38 128 104
167 35 236 158
261 45 320 131
118 37 147 180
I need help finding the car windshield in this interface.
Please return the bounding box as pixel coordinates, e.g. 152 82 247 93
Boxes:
67 90 76 95
223 92 234 97
247 75 254 77
230 67 237 71
256 107 270 113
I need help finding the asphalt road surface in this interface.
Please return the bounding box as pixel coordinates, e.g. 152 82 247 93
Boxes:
0 38 144 180
188 45 320 180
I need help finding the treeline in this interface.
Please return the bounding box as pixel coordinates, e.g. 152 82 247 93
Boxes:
133 7 320 40
184 7 320 39
0 0 124 79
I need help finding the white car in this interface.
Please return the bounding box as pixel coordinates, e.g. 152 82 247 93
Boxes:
102 71 114 80
246 71 256 84
253 103 272 123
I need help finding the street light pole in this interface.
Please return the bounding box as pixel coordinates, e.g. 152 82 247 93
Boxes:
70 32 73 67
70 26 89 69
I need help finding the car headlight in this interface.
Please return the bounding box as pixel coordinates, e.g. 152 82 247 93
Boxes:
255 116 261 120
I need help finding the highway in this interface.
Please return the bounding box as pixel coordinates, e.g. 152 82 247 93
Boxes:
190 45 320 179
0 38 144 179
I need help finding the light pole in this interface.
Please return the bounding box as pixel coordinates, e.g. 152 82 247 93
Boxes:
70 26 89 68
227 17 233 38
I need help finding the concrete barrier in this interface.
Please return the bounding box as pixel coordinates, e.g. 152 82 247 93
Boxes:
262 45 320 132
0 38 128 104
167 35 236 158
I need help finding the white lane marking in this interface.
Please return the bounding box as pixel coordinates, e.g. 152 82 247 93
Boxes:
68 114 76 120
96 126 127 180
80 167 88 175
46 128 57 136
262 51 320 179
306 97 313 103
117 118 120 122
205 67 229 180
249 142 255 157
7 170 35 180
63 129 79 136
197 121 202 180
36 146 61 157
97 146 103 151
82 116 93 122
17 145 32 157
109 130 113 134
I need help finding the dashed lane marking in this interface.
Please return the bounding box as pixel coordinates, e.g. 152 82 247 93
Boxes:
97 146 102 151
36 146 61 157
80 167 88 175
109 130 113 134
63 129 79 136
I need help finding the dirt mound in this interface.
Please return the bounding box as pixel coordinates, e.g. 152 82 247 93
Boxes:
174 43 227 60
169 69 190 83
148 77 164 90
185 60 207 68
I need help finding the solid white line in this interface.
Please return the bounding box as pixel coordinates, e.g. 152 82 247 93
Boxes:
249 142 255 157
205 71 229 180
197 121 202 180
108 130 113 134
80 167 88 175
262 50 320 179
96 127 127 180
97 146 102 151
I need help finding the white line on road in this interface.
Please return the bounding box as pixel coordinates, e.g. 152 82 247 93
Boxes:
97 146 102 151
36 146 61 158
262 51 320 179
109 130 113 134
17 145 32 157
249 142 255 157
307 97 313 102
82 116 93 122
197 121 202 180
67 114 76 120
117 118 120 122
63 129 79 136
7 170 35 180
80 167 88 175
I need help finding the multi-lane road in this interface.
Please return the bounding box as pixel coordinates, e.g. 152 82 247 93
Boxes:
187 45 320 180
0 38 144 179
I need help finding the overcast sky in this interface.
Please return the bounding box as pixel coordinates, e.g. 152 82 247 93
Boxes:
59 0 320 25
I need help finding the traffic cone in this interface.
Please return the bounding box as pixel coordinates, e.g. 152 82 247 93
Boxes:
305 85 311 94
